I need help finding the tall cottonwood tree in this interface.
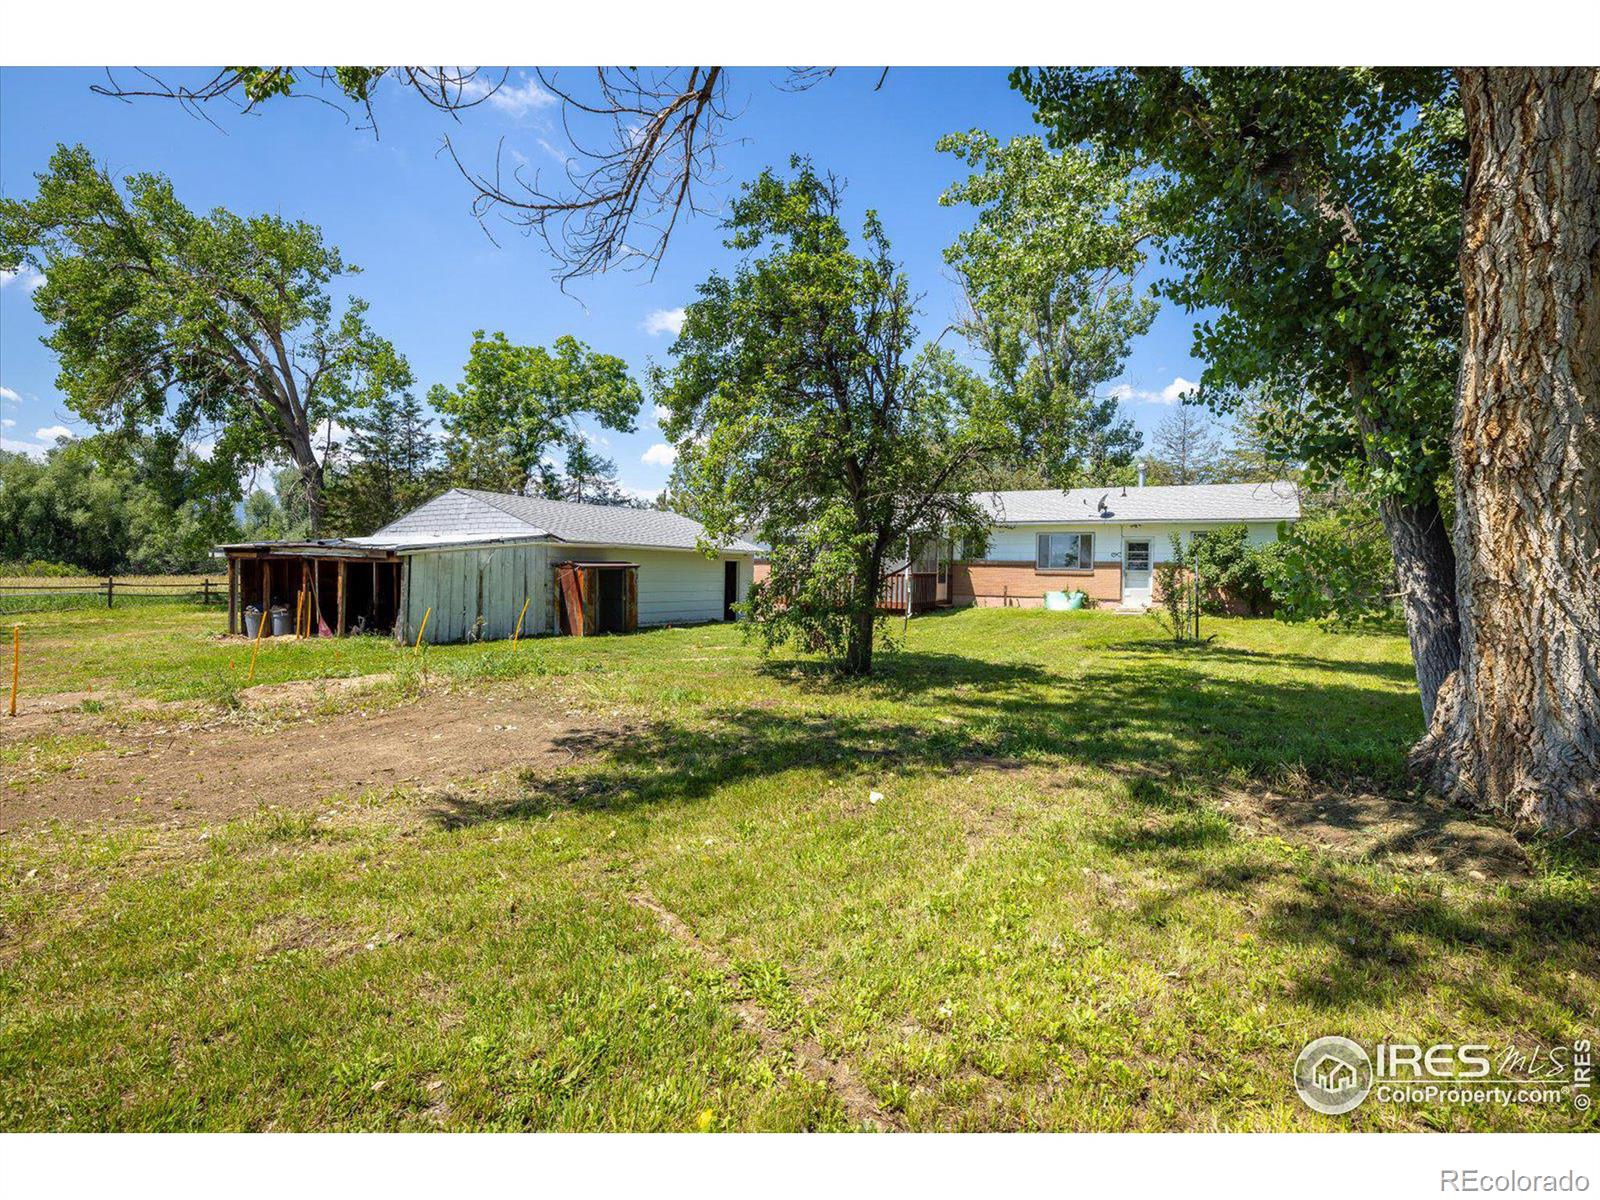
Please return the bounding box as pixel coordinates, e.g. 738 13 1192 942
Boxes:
429 330 641 496
0 144 401 534
1017 69 1465 722
1411 69 1600 832
938 131 1153 484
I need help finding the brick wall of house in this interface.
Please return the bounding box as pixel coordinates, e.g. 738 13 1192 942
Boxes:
752 562 771 586
950 561 1122 607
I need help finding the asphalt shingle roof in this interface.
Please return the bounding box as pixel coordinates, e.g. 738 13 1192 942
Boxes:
372 489 760 553
975 482 1301 525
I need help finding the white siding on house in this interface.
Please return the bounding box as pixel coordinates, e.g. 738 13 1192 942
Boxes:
971 520 1286 565
398 543 551 643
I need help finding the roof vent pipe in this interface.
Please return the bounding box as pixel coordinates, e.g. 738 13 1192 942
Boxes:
1137 463 1147 488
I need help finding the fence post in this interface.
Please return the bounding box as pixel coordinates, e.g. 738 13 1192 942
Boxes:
106 577 114 609
8 624 18 718
203 580 211 605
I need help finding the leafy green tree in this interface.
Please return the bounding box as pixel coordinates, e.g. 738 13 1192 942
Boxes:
324 354 438 535
653 161 1019 676
0 144 404 535
0 434 236 573
1209 387 1303 485
1188 525 1277 616
430 331 641 496
1261 493 1398 625
239 470 311 542
938 131 1152 485
1016 68 1464 722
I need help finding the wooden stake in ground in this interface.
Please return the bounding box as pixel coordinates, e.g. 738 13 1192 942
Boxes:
512 596 530 649
414 606 432 653
8 624 18 717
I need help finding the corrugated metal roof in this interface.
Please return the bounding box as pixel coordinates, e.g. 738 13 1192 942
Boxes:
373 488 760 553
975 481 1301 525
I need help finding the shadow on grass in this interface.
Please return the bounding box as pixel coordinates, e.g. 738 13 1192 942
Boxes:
424 639 1596 1022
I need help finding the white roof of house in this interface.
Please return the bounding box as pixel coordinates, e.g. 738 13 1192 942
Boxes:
371 488 761 553
975 481 1301 525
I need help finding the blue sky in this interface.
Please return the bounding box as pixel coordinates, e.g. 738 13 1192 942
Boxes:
0 67 1207 497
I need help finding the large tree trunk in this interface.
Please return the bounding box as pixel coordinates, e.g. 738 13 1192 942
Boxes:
1354 392 1462 725
284 429 325 537
1411 68 1600 832
1376 492 1461 723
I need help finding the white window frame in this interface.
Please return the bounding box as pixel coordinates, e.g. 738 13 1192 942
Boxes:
1035 532 1094 571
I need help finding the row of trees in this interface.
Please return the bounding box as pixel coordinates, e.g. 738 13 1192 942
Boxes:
0 346 651 575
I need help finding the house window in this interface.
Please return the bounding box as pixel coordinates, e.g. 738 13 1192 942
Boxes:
1036 532 1094 571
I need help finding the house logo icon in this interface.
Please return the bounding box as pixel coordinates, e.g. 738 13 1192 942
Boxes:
1294 1036 1373 1115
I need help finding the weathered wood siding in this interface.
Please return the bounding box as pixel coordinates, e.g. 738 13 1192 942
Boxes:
398 543 551 644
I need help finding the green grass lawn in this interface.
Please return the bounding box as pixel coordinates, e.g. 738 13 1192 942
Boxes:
1 606 1595 1131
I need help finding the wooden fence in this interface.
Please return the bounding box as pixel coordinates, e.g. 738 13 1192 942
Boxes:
0 578 226 614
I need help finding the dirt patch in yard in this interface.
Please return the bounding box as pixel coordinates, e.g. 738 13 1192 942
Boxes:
0 686 616 834
1221 784 1531 881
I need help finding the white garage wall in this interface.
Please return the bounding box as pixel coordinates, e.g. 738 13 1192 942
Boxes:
565 546 751 627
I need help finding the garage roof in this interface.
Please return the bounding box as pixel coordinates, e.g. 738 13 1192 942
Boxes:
372 488 761 553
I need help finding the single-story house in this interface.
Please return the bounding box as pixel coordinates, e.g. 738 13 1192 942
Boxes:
949 481 1301 611
751 481 1300 614
219 488 760 643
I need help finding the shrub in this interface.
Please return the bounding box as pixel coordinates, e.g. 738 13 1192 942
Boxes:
1150 535 1200 642
1261 501 1397 624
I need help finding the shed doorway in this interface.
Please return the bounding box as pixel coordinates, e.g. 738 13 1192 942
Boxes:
724 561 739 621
554 561 639 636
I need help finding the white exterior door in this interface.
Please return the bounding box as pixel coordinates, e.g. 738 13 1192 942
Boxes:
1122 538 1152 607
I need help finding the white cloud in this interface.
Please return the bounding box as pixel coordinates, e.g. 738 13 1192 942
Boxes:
642 442 678 467
2 435 51 457
642 307 687 337
1 266 45 292
1106 376 1200 406
1 418 14 429
35 424 74 442
652 404 673 427
536 137 572 166
0 386 22 404
1159 377 1199 404
464 73 557 119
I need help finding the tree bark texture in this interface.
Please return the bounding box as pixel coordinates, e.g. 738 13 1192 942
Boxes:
1354 394 1462 726
1411 68 1600 832
1378 491 1462 725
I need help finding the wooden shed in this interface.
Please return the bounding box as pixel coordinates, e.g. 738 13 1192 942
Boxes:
218 488 759 645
